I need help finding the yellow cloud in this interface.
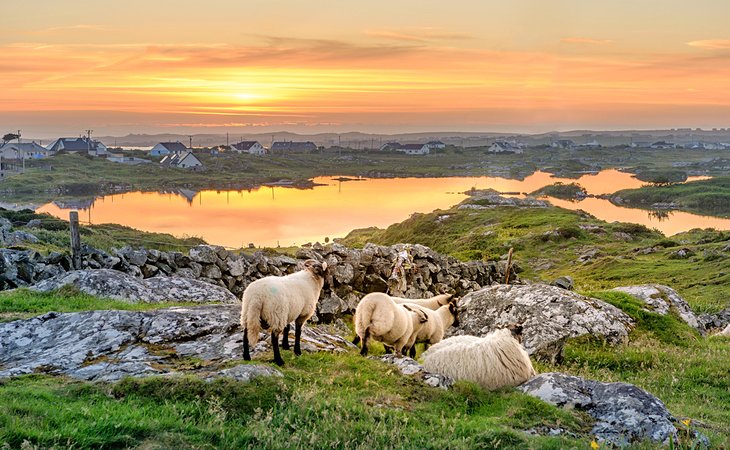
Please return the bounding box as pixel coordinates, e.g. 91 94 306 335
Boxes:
687 39 730 49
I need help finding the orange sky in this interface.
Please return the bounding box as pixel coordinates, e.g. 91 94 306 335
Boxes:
2 1 730 136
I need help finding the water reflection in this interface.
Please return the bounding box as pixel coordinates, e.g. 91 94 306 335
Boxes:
36 171 730 247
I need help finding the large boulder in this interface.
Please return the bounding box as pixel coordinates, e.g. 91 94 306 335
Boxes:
30 269 238 304
454 284 634 363
519 373 678 446
375 355 454 389
0 304 355 381
612 285 703 332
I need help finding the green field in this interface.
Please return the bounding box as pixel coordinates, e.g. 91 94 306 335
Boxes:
614 176 730 218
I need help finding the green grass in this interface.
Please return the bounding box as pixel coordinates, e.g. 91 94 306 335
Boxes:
0 287 199 322
0 353 589 449
531 182 587 200
614 176 730 217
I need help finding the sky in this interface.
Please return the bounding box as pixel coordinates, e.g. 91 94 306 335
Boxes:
2 0 730 137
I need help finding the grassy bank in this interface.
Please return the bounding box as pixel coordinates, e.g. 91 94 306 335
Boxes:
531 182 586 200
340 203 730 313
614 176 730 218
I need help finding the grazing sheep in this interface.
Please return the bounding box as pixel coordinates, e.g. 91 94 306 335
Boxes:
392 293 453 310
423 325 536 390
404 301 460 358
240 259 327 366
353 292 429 356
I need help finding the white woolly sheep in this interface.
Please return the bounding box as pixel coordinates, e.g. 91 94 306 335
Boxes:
422 326 536 390
392 293 453 310
240 259 327 366
403 301 460 358
353 292 429 356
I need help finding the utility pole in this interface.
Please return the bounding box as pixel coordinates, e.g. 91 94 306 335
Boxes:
188 135 193 151
85 130 93 155
16 130 24 174
226 132 229 147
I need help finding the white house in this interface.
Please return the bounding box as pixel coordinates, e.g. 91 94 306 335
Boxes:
426 140 446 149
160 151 204 170
150 141 188 156
231 141 266 155
580 140 601 148
0 142 50 160
551 139 576 149
398 143 431 155
487 141 524 154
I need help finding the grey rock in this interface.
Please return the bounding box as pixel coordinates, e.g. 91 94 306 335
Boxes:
701 307 730 331
226 256 247 277
519 373 678 446
613 285 703 332
207 364 283 382
26 219 42 229
0 217 12 232
119 247 148 266
333 263 355 284
30 269 238 304
375 355 454 389
552 276 574 290
201 264 222 279
4 230 39 246
454 284 633 363
0 305 353 380
189 245 219 264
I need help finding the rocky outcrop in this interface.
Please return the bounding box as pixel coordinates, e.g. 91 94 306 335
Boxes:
30 269 239 304
519 373 678 446
0 305 355 381
375 355 454 389
612 285 703 333
700 307 730 332
453 284 634 363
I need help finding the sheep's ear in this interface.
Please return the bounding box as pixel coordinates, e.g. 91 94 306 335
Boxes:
507 323 524 339
417 310 428 323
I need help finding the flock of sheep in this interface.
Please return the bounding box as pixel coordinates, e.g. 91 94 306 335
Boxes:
240 259 536 390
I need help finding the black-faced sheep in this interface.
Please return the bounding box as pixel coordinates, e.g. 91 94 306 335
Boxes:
240 259 327 366
422 325 536 390
353 292 429 356
403 300 460 358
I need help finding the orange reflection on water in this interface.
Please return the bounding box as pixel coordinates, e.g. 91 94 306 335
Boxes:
36 173 730 248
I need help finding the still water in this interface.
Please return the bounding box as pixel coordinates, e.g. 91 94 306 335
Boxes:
37 170 728 248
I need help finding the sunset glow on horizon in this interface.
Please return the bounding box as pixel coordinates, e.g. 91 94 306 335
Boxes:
3 0 730 136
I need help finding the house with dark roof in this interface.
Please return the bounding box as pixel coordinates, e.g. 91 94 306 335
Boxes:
487 140 524 154
0 142 50 160
379 142 402 151
160 152 204 170
426 140 446 149
398 143 430 155
150 141 188 156
270 141 318 153
231 141 266 155
46 137 108 156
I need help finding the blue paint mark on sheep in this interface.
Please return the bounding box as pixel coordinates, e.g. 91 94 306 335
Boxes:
270 286 279 294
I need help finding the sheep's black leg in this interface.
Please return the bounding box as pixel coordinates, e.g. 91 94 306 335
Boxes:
360 329 370 356
282 324 290 350
271 331 284 366
352 335 361 345
243 328 251 361
294 322 303 356
408 345 416 358
384 345 393 354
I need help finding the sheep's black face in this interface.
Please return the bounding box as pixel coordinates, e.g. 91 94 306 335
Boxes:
507 323 524 342
303 259 327 278
449 303 460 327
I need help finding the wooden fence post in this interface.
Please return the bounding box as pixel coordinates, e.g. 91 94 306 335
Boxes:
504 247 514 284
69 211 81 270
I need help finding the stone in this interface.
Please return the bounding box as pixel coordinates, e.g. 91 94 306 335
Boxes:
700 307 730 331
375 355 454 389
317 293 345 318
333 263 355 284
0 217 12 232
669 248 695 259
552 276 574 290
119 247 148 266
226 256 247 277
0 305 353 381
30 269 238 304
4 230 39 246
206 364 283 382
189 245 219 264
519 373 678 446
25 219 42 228
453 284 634 363
613 285 703 332
201 264 222 279
141 264 159 278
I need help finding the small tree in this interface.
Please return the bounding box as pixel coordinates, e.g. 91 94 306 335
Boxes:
2 133 20 144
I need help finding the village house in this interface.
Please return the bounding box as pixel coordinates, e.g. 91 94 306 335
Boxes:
379 142 402 151
487 140 524 154
650 141 677 149
0 142 50 160
231 141 266 155
160 151 204 170
270 141 318 153
426 140 446 149
149 141 188 156
551 139 576 149
46 137 108 156
580 140 602 148
398 143 431 155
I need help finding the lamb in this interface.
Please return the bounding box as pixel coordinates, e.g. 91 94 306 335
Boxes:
240 259 327 366
353 292 429 356
422 325 536 390
391 293 453 310
402 300 460 358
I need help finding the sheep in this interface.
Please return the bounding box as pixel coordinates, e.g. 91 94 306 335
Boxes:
422 325 536 390
353 292 429 356
402 300 460 358
391 293 453 310
240 259 327 366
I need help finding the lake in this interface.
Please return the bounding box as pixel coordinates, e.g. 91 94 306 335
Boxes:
37 170 729 248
